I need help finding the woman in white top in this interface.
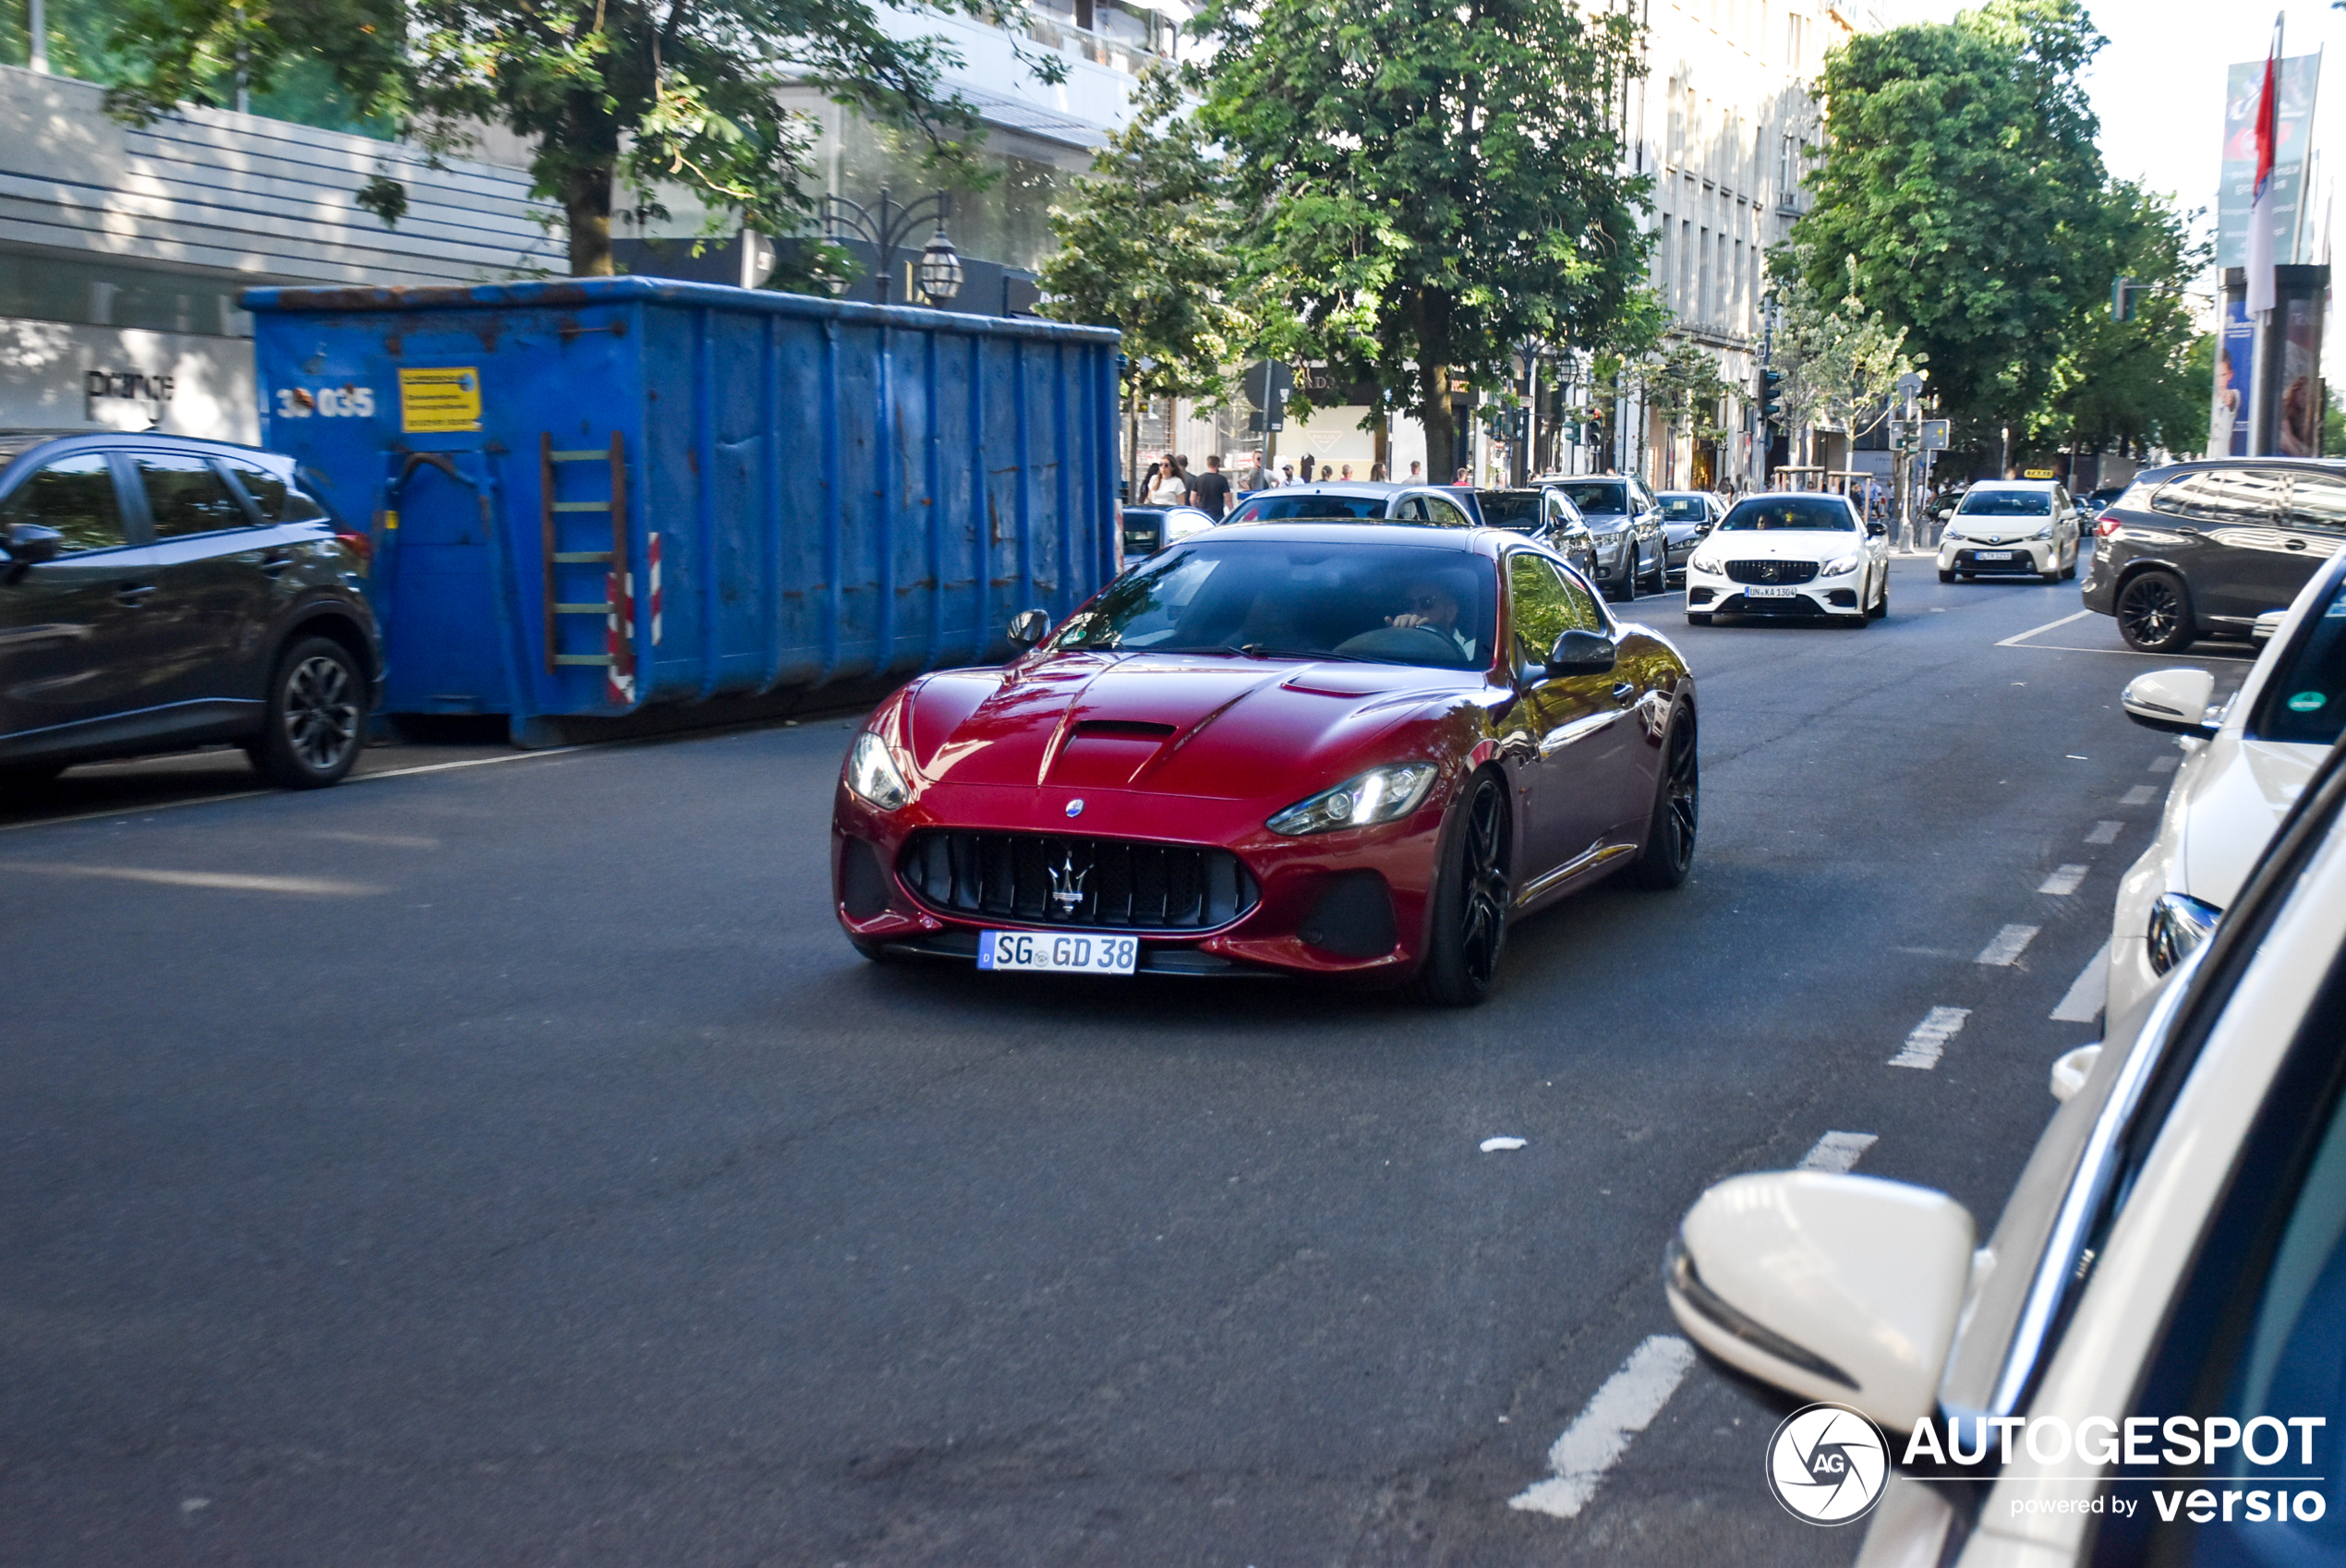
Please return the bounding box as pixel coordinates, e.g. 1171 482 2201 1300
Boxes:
1147 463 1189 505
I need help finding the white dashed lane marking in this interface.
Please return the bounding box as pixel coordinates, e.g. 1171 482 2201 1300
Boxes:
1889 1006 1971 1069
2086 820 2125 845
1510 1335 1699 1520
2038 864 2089 896
2052 941 2110 1023
2149 754 2180 773
1976 924 2040 966
1797 1131 1879 1173
2120 784 2159 806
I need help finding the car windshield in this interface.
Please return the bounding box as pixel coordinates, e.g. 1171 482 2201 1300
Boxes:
1553 480 1627 516
1227 494 1385 522
1717 496 1855 531
1959 490 2054 516
2252 578 2346 746
1476 491 1543 530
1051 540 1496 670
1658 496 1710 520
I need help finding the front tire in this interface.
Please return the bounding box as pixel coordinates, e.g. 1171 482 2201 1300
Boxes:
1410 770 1510 1007
1868 572 1889 620
2115 569 2195 654
1626 706 1699 889
248 636 366 789
1686 612 1713 626
1938 567 1955 584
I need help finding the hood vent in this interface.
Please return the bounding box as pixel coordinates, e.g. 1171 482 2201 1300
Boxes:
1072 719 1178 740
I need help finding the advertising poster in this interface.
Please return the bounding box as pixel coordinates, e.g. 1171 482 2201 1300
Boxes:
2219 291 2255 455
2278 291 2325 456
2219 54 2321 269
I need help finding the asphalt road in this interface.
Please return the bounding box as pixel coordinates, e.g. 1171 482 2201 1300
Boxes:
0 561 2258 1566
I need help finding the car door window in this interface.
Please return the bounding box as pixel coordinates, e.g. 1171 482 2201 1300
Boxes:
2152 467 2291 525
1554 565 1603 632
1509 553 1580 669
134 452 251 539
0 453 128 554
1427 496 1472 527
2249 575 2346 746
221 459 327 524
1394 496 1429 522
2285 471 2346 536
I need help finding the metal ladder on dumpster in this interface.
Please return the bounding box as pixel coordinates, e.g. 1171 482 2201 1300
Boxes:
539 433 651 706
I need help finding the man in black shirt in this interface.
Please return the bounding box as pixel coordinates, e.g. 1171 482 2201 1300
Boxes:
1191 453 1234 519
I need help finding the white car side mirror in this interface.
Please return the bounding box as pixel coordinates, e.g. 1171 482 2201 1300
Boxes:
1664 1172 1975 1431
2121 668 2218 738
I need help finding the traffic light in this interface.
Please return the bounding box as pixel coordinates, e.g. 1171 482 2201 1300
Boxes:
2111 275 2135 322
1760 368 1785 426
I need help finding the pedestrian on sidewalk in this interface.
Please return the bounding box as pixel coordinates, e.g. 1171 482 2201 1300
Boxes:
1191 454 1233 519
1146 460 1187 505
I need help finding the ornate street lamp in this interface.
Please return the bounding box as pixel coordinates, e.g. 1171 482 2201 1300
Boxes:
820 188 962 306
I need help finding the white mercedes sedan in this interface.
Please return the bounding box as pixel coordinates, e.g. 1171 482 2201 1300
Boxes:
2105 548 2346 1019
1684 491 1892 626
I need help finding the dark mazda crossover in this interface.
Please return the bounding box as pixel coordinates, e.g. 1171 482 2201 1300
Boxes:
2082 457 2346 652
0 429 382 790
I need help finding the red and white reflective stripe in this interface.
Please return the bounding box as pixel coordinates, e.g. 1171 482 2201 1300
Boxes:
647 532 662 645
606 563 635 706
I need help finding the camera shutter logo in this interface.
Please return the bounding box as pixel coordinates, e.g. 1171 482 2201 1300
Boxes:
1764 1402 1890 1526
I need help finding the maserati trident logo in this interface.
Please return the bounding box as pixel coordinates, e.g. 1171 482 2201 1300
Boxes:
1048 851 1088 911
1066 798 1085 818
1764 1403 1890 1526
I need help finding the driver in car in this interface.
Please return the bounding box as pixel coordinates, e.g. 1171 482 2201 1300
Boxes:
1386 580 1477 662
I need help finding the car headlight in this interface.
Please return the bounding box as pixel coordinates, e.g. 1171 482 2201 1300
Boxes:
2146 892 2222 975
1687 549 1722 574
1821 553 1860 577
2029 524 2054 540
1267 762 1439 836
846 730 911 810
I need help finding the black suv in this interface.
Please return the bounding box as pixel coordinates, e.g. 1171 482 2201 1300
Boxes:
2083 457 2346 652
0 430 382 790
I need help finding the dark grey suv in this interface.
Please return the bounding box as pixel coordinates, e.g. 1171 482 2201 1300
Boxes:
2082 458 2346 652
0 430 383 790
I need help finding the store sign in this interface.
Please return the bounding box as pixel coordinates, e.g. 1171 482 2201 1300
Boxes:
86 368 174 404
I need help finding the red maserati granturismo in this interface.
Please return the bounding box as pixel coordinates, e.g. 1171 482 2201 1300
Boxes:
831 523 1697 1004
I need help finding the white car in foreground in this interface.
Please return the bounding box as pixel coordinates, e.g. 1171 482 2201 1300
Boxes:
1684 491 1891 625
1935 479 2083 583
2106 549 2346 1019
1663 731 2346 1565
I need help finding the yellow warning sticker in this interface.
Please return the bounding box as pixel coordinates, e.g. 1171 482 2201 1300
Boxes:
398 367 483 433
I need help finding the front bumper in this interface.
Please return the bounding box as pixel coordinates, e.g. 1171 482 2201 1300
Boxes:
1684 567 1864 615
831 777 1453 981
1938 537 2055 574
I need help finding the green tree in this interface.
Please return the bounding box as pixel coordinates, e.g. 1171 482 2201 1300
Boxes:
97 0 1056 276
1039 66 1255 411
2037 184 2210 459
1644 341 1733 447
1769 262 1920 464
1796 0 2111 432
1191 0 1652 468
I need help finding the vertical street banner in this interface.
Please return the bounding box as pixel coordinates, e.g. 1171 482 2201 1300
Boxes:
2219 287 2254 456
2219 53 2322 270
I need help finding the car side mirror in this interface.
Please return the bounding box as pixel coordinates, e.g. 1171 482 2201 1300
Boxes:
1546 629 1615 676
1 522 62 582
2122 667 2218 738
1006 608 1051 648
2251 609 2288 644
1664 1172 1977 1431
1867 521 1887 538
1936 509 1954 521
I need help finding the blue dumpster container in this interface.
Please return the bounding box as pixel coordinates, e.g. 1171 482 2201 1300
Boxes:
243 277 1122 742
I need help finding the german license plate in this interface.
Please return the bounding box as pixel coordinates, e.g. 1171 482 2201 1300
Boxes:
1976 550 2015 561
1747 585 1798 598
978 930 1139 974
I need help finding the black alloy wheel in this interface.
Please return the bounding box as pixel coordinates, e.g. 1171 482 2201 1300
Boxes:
1612 543 1639 602
249 636 367 789
2114 569 2195 654
1868 571 1889 620
1627 707 1699 889
1413 771 1510 1007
